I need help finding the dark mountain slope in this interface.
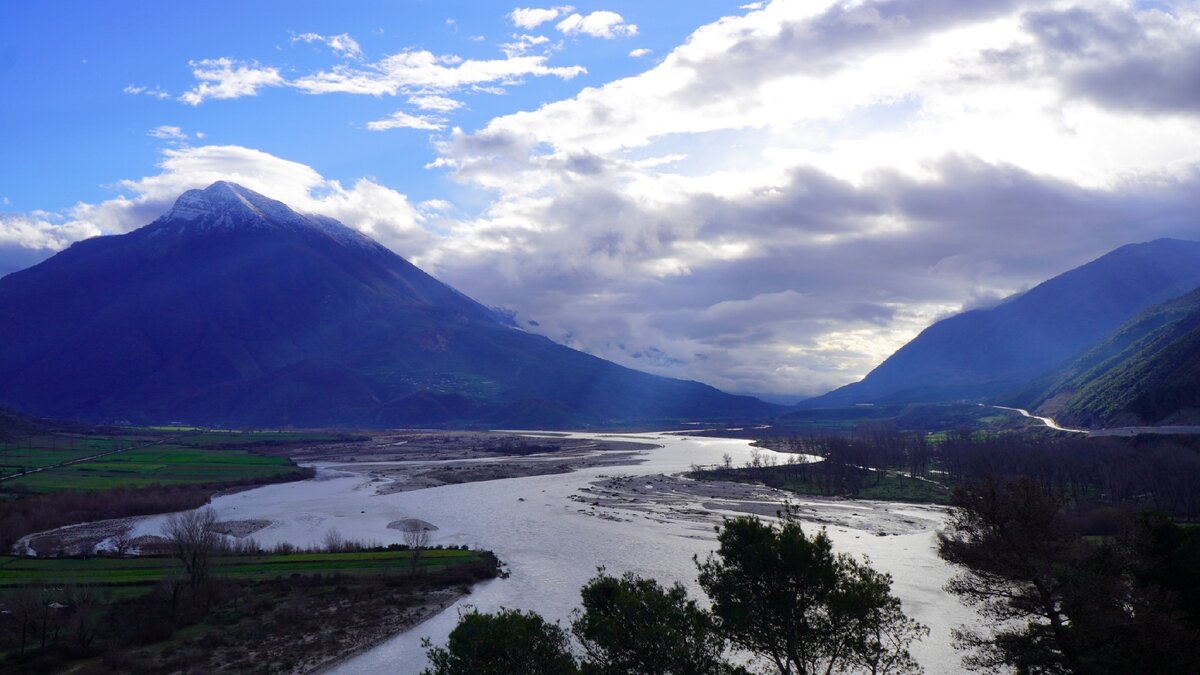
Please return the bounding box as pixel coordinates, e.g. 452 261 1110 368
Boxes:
801 239 1200 407
1026 287 1200 427
0 182 772 427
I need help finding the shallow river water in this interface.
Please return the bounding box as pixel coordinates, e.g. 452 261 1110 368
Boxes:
131 432 977 673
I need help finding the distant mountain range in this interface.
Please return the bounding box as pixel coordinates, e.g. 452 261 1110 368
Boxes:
0 182 772 428
802 239 1200 428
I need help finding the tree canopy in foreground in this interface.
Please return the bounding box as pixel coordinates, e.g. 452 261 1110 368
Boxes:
424 505 925 675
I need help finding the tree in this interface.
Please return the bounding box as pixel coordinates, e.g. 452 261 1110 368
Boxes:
64 584 103 649
110 524 134 557
8 586 41 655
571 570 744 674
938 478 1199 673
323 527 347 552
404 521 431 574
162 507 220 591
696 505 925 674
830 557 928 675
422 607 579 675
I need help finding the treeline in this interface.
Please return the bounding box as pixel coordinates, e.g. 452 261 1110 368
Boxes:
745 429 1200 518
0 467 315 552
938 478 1200 673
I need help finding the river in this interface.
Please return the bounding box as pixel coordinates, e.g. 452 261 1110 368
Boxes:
129 432 976 673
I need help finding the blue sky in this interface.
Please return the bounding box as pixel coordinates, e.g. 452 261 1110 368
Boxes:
2 1 1199 400
1 1 731 212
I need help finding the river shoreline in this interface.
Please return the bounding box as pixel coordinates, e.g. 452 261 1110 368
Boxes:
25 430 972 674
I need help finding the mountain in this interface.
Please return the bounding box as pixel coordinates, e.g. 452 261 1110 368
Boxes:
802 239 1200 408
1021 287 1200 427
0 182 772 427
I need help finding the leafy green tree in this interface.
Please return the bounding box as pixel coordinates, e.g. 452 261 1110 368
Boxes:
572 569 745 674
696 506 925 674
422 607 579 675
830 557 928 675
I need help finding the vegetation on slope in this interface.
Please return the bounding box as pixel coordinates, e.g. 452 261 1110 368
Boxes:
804 239 1200 408
1023 287 1200 427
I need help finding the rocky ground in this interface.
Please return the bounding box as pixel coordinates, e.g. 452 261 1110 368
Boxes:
571 473 948 536
273 430 657 463
352 449 648 495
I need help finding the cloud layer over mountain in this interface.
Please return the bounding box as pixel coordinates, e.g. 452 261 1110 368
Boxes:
4 0 1199 398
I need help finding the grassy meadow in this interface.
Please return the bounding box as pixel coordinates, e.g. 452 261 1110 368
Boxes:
0 428 348 495
0 548 491 599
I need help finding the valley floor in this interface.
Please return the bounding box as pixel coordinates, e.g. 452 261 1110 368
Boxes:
10 429 973 674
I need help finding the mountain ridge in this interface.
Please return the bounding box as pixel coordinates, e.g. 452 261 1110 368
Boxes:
0 182 773 427
801 238 1200 409
1023 287 1200 427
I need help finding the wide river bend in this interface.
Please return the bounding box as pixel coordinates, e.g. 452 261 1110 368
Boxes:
129 432 976 674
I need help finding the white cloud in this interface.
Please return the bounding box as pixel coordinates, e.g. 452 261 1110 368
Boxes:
408 94 464 112
555 11 637 39
0 214 101 251
291 49 584 96
41 0 1200 398
739 2 765 9
500 33 553 58
419 199 454 212
148 125 188 141
164 33 584 116
123 84 170 100
179 58 285 105
509 6 574 30
1 145 432 261
628 48 651 58
293 32 364 59
415 0 1200 397
366 110 446 131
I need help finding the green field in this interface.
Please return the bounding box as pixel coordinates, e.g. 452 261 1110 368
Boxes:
1 444 299 493
0 548 488 597
0 547 501 672
0 434 136 473
0 427 344 494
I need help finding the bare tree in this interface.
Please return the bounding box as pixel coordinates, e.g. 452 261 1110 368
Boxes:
65 584 103 649
8 586 41 655
162 507 220 591
403 522 431 574
110 525 133 557
323 527 346 552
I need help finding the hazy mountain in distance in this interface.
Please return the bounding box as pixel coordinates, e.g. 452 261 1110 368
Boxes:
801 239 1200 408
0 182 773 427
